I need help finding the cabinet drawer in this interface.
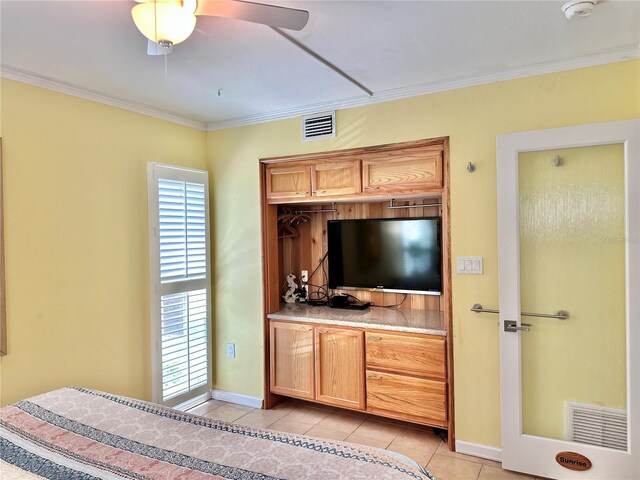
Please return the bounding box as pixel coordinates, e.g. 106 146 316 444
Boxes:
366 370 447 426
365 332 445 380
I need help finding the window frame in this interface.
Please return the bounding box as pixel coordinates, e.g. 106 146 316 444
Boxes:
147 162 212 407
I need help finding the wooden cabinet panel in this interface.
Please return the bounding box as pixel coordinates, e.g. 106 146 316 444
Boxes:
311 161 361 197
270 321 315 399
362 147 443 194
315 327 365 409
366 370 447 426
366 331 446 380
266 164 311 200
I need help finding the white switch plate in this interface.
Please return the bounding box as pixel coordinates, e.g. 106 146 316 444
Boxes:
457 256 483 275
226 343 236 358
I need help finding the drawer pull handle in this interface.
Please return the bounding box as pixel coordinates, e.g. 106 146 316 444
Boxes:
295 191 309 195
314 190 327 194
364 186 379 190
367 336 382 341
367 374 381 380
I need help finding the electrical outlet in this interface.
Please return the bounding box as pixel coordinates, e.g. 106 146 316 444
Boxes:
226 343 236 359
301 270 309 296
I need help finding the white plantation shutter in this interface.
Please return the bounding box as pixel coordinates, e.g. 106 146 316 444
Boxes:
159 180 207 282
148 164 211 407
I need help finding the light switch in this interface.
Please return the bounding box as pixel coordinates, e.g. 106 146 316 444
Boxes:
457 256 483 275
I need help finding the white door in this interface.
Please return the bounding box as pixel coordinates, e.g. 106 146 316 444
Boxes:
497 120 640 479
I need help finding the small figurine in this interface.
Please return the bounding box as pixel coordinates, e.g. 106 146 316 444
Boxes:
283 274 298 304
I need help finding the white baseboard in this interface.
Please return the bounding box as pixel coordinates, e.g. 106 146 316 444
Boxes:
174 392 212 411
455 440 502 462
211 389 263 409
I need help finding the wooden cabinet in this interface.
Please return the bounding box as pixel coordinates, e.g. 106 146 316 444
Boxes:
266 164 311 200
264 142 444 203
315 327 365 409
266 160 361 201
366 371 447 427
362 146 443 195
269 319 447 428
311 160 361 197
365 330 447 426
270 321 315 399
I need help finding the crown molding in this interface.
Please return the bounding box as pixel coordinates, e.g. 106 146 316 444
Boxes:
0 65 207 131
206 44 639 131
1 44 637 134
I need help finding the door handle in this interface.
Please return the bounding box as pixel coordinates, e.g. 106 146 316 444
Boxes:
504 320 532 333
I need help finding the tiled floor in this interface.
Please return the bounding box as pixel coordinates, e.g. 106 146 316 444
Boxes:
188 398 546 480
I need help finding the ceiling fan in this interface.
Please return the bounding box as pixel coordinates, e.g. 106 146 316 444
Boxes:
131 0 309 55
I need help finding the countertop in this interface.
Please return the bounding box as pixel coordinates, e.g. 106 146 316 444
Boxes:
267 303 446 336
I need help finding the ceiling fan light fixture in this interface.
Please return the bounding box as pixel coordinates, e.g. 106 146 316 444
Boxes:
132 1 196 46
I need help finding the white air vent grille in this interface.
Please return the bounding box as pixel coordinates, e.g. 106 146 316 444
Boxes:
303 111 335 141
567 402 627 451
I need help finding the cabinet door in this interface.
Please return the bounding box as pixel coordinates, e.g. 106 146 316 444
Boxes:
311 160 361 197
365 331 446 380
315 327 365 410
265 164 311 200
366 370 447 427
362 147 443 194
270 321 315 399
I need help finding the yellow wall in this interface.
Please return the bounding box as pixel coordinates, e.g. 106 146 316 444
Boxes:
206 60 639 447
520 145 626 440
0 79 207 405
0 60 637 448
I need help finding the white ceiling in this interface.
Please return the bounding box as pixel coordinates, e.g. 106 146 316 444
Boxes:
1 1 639 129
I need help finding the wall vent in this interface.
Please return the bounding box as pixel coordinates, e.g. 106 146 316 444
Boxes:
302 111 335 141
566 402 627 451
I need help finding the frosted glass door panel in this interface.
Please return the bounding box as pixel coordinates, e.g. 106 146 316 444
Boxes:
518 144 627 449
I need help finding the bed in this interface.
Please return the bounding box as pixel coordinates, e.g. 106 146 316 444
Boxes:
0 387 436 479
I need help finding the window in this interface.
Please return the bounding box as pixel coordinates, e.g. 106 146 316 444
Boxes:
147 163 211 407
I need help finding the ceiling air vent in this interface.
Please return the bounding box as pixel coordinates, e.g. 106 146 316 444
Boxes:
566 402 627 451
302 111 335 141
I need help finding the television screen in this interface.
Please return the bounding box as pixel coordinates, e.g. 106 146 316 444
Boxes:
327 217 441 295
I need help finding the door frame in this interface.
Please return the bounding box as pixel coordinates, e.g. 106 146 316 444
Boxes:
497 119 640 479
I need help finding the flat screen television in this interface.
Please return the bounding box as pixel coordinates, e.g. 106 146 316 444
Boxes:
327 217 442 295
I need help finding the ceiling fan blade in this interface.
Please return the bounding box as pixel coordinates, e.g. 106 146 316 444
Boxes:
195 0 309 31
147 39 173 56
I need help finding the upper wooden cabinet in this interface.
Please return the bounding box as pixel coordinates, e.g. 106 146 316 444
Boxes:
362 146 443 195
311 160 361 197
270 321 315 399
315 326 365 410
266 164 311 200
262 139 446 204
266 160 361 201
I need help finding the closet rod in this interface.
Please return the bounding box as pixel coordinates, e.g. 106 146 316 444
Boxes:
293 202 337 214
387 199 442 210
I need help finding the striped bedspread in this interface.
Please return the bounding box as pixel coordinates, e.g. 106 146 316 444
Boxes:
0 387 435 479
